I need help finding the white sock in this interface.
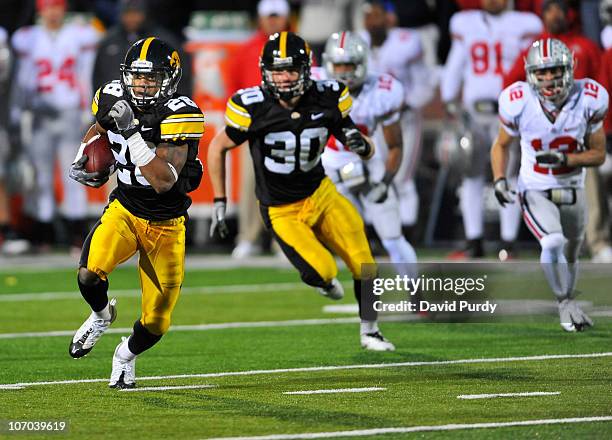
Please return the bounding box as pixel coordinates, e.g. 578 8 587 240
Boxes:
360 320 379 335
93 303 111 321
540 233 569 301
460 177 484 239
116 337 137 361
566 262 579 297
499 183 521 242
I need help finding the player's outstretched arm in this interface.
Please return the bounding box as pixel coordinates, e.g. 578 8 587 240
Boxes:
363 120 403 204
207 129 240 238
491 126 518 207
491 126 516 181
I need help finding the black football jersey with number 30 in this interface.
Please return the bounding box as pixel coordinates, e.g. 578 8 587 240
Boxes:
92 80 205 220
224 80 355 206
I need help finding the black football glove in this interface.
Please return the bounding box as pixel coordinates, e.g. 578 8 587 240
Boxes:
342 128 371 157
535 150 567 169
209 197 229 239
68 155 109 188
493 177 515 207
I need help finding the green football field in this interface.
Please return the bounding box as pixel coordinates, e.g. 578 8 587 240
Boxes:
0 263 611 439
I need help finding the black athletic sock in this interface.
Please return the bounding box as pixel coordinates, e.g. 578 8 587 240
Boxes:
354 279 377 322
77 276 109 312
128 320 162 355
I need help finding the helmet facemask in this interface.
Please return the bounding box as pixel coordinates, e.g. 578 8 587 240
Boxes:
120 59 181 109
262 64 310 101
527 65 573 106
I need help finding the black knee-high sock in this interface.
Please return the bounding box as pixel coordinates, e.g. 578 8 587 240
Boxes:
128 320 162 355
354 279 378 322
77 276 109 312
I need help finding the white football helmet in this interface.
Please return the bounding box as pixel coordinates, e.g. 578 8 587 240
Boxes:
322 31 368 90
524 38 574 106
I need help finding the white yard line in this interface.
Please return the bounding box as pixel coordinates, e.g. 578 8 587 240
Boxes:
0 317 360 339
457 391 560 400
1 352 610 389
0 282 315 302
120 384 217 392
202 416 612 440
283 387 385 395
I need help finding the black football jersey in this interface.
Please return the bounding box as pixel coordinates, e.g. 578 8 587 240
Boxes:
92 80 205 220
224 80 356 206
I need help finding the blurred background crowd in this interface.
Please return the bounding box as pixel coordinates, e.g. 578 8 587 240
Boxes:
1 0 612 263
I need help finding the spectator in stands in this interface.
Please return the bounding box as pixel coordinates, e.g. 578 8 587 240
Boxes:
505 0 612 263
225 0 290 259
11 0 98 252
92 0 191 95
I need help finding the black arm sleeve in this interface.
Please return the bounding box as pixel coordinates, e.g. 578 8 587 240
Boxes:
225 125 250 146
330 114 358 145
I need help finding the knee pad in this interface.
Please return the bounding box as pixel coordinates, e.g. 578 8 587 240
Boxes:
142 315 171 336
540 232 567 252
78 267 102 286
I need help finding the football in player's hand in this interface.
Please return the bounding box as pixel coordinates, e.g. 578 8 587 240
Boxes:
83 134 115 174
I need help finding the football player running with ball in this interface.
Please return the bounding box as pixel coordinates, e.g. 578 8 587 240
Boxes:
491 38 607 332
68 37 205 388
208 32 394 351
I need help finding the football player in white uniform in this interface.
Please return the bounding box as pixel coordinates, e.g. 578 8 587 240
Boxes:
442 0 542 258
11 0 98 250
318 31 418 277
360 0 435 234
491 38 607 332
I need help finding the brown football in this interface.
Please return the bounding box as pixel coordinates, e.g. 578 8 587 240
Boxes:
83 134 115 174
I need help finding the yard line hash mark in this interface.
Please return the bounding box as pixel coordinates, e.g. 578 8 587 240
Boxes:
457 391 560 400
283 387 385 395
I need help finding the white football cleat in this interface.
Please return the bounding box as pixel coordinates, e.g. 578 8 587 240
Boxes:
316 278 344 300
109 337 136 389
567 300 593 331
558 299 576 332
361 331 396 351
231 241 262 259
69 298 117 358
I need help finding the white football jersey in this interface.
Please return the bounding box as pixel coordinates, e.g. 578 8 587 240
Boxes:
499 79 609 191
441 10 542 109
11 23 99 112
601 25 612 50
359 28 433 109
312 67 404 169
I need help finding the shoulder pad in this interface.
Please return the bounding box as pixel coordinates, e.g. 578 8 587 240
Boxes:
313 80 352 118
92 80 124 117
372 74 405 117
225 87 264 131
159 95 205 142
498 82 529 134
578 79 609 126
449 11 475 38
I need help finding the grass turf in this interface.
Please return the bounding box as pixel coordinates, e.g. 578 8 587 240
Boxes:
0 266 610 439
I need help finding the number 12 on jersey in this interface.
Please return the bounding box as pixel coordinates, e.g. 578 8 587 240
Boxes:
264 128 328 174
